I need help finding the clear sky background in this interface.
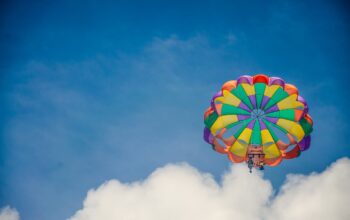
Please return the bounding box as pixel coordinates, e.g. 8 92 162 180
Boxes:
1 1 350 220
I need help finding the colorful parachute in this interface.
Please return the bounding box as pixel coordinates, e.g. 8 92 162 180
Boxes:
203 74 313 172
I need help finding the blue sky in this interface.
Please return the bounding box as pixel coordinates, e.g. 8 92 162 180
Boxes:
1 0 350 219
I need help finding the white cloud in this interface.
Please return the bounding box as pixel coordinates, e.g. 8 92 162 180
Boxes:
0 206 20 220
268 158 350 220
69 158 350 220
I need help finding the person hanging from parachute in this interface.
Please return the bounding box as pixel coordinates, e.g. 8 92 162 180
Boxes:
203 74 313 172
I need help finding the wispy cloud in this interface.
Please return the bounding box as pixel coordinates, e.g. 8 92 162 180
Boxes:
3 35 242 219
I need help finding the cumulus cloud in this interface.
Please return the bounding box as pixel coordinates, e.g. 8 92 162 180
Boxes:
0 206 20 220
268 158 350 220
69 158 350 220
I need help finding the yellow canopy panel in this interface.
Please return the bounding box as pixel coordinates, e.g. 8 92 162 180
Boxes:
215 90 241 107
210 115 238 134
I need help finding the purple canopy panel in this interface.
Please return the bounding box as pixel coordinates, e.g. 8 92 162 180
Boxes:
249 95 257 109
265 105 279 114
269 77 285 88
239 102 251 112
265 116 278 124
210 90 223 113
203 127 214 144
297 95 309 114
260 96 270 109
298 135 311 151
237 75 253 85
259 119 267 130
238 115 250 121
247 119 256 129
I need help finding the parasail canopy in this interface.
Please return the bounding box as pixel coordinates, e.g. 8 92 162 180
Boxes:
203 74 313 171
